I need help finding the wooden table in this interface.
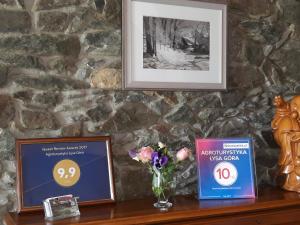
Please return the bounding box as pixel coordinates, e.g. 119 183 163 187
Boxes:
4 187 300 225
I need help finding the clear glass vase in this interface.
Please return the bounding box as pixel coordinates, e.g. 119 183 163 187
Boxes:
152 170 175 210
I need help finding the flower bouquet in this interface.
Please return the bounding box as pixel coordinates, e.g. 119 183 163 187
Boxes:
129 142 192 209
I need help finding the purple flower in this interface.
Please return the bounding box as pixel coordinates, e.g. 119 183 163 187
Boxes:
151 152 168 169
129 149 139 161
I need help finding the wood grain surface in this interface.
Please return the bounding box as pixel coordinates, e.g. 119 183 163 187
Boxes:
4 187 300 225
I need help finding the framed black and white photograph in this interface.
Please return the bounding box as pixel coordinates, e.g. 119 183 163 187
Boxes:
123 0 227 90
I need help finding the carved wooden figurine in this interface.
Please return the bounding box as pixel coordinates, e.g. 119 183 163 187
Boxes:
272 95 300 192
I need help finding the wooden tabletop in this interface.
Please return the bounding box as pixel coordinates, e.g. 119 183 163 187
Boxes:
5 187 300 225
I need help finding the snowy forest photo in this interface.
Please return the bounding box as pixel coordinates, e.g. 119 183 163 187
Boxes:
143 16 210 71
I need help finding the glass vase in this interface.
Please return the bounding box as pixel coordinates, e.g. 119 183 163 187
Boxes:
152 170 175 210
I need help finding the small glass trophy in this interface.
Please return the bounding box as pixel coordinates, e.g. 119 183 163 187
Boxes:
43 195 80 221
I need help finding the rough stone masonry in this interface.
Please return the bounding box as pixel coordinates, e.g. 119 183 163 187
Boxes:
0 0 299 223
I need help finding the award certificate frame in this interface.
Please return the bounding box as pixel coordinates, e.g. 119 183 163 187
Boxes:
196 138 256 199
16 136 115 212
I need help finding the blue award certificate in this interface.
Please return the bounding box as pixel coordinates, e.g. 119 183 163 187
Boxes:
16 136 115 212
196 138 256 199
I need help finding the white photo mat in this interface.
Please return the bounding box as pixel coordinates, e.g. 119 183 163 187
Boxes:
123 0 227 90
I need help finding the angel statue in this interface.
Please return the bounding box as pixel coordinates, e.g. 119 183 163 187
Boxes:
272 95 300 192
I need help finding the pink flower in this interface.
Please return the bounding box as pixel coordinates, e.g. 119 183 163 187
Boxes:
138 146 154 163
176 147 191 161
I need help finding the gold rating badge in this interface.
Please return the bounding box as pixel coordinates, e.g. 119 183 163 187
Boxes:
53 159 81 187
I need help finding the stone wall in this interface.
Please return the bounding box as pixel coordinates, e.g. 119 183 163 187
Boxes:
0 0 299 222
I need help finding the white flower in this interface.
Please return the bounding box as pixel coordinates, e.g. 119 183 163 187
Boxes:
158 142 166 148
132 156 140 162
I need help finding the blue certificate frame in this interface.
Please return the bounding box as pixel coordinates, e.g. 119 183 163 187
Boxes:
16 136 115 212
